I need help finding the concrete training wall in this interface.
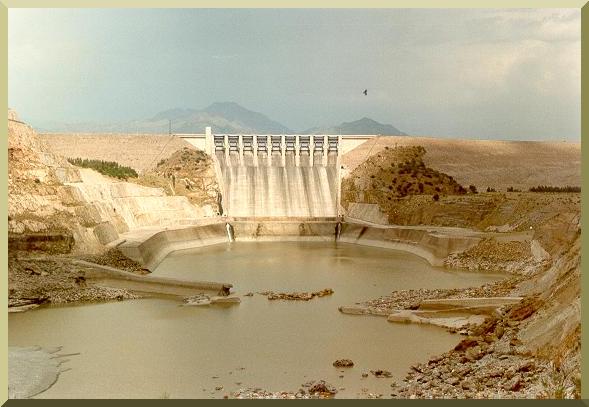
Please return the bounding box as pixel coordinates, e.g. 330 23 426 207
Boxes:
120 220 482 271
120 222 229 270
346 203 389 225
338 223 481 267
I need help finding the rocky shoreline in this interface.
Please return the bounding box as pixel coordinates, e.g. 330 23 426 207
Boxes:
336 265 580 399
230 380 338 399
444 238 551 276
8 252 141 311
222 291 579 400
393 297 544 398
352 276 523 315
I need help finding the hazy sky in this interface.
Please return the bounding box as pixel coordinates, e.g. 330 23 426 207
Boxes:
9 8 580 140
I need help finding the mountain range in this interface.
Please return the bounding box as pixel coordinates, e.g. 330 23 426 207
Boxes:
37 102 405 136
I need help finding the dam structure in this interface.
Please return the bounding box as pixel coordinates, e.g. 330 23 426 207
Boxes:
210 131 340 218
179 129 376 219
115 129 484 270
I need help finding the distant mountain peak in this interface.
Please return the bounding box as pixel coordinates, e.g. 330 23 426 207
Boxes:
33 102 404 136
305 117 405 136
355 117 379 123
202 101 291 134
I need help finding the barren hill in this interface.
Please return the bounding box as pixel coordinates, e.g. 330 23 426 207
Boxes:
39 133 193 174
342 136 580 192
342 145 468 215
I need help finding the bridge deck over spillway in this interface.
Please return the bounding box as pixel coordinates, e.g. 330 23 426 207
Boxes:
211 134 341 218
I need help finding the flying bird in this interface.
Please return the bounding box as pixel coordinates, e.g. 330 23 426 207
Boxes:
363 89 368 96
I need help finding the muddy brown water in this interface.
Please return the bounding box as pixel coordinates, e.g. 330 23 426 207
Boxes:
9 241 504 399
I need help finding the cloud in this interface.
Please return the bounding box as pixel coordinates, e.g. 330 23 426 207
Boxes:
483 9 580 43
212 54 237 60
8 8 580 140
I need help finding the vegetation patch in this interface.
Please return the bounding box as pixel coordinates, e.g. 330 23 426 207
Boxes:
529 185 580 193
341 145 467 219
68 157 138 180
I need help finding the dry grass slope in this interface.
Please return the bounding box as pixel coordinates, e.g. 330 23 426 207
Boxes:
342 145 472 222
343 136 580 192
40 133 194 174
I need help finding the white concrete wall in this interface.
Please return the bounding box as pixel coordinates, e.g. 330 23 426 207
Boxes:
176 134 206 151
339 135 377 154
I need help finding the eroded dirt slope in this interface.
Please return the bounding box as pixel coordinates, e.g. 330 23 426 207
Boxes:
134 147 220 212
342 136 580 192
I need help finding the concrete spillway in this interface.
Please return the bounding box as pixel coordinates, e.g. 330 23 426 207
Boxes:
213 135 340 218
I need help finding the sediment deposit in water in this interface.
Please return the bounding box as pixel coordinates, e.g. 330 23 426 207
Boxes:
9 346 74 399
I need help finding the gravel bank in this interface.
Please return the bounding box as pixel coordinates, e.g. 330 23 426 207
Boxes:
8 252 140 309
393 298 580 399
81 248 150 275
356 276 522 315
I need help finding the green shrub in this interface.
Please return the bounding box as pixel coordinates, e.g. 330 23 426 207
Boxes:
529 185 580 193
68 157 138 180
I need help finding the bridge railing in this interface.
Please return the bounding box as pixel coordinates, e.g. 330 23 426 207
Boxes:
175 129 377 157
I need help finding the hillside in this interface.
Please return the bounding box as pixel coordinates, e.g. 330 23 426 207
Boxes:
39 133 194 174
342 136 581 399
134 147 220 212
342 136 580 192
341 145 471 223
342 145 467 207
